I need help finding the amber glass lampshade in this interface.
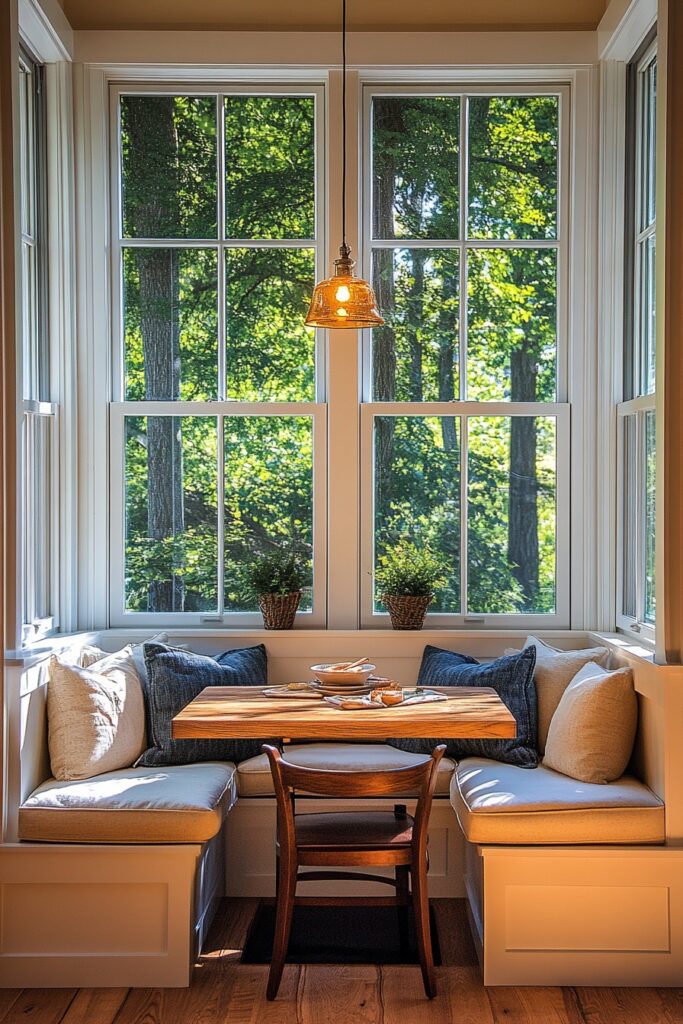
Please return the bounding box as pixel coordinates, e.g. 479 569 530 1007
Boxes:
305 244 384 329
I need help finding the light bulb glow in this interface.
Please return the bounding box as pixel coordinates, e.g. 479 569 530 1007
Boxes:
335 284 351 302
336 307 348 317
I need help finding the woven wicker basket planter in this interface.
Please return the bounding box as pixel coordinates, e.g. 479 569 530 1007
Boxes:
258 591 302 630
382 593 433 630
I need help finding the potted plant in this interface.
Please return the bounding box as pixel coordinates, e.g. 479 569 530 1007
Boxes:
246 552 305 630
375 542 445 630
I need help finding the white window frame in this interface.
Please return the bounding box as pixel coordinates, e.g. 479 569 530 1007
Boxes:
108 82 328 628
616 38 657 643
18 51 59 644
359 83 572 628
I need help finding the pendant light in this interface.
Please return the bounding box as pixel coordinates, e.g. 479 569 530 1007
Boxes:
305 0 384 329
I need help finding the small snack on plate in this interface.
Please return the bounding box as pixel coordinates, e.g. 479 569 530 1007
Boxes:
379 690 404 706
285 682 312 691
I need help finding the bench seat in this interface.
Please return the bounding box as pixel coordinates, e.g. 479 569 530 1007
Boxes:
18 762 237 844
451 757 665 845
235 742 456 797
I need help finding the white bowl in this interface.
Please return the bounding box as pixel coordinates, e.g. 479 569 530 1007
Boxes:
310 663 376 686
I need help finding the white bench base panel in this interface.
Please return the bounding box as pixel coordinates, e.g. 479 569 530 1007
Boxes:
0 833 223 988
465 841 683 986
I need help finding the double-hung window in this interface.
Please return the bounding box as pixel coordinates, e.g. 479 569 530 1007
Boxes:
361 88 570 626
110 87 326 626
618 40 657 639
19 52 57 643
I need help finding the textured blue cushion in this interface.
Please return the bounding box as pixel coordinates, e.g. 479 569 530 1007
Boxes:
136 643 268 767
389 644 538 768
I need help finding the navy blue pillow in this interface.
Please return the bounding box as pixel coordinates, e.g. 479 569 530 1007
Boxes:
136 642 268 767
389 644 538 768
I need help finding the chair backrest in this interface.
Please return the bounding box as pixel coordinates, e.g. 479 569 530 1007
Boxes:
263 744 446 854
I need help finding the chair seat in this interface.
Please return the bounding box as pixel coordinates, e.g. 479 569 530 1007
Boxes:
294 810 414 850
451 757 666 844
18 762 237 844
237 743 456 797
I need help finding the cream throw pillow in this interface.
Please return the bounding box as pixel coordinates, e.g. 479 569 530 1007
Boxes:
517 636 610 753
47 646 146 781
543 662 638 784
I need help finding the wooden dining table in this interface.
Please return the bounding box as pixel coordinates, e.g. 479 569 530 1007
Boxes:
172 685 516 743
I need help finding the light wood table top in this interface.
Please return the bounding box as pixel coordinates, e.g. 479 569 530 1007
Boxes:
172 685 516 742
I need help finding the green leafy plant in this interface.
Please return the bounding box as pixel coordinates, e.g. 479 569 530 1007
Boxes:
245 551 305 597
375 542 446 598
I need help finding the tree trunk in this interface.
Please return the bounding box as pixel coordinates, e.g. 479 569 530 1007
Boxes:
406 250 424 401
437 259 458 452
126 98 185 612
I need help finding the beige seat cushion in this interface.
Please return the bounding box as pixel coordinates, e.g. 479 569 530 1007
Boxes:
543 662 638 784
236 743 455 797
450 757 664 845
19 762 237 844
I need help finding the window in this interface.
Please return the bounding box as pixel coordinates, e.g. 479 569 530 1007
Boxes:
110 88 326 625
18 53 57 643
618 40 657 639
361 89 569 626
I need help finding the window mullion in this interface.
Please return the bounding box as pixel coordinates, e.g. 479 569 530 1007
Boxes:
217 414 225 615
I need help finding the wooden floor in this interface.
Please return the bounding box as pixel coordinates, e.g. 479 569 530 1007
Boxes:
2 899 683 1024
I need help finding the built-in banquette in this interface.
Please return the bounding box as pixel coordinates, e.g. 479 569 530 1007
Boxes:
1 631 682 988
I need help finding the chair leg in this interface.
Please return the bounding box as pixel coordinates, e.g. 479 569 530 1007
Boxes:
267 852 297 1001
395 865 410 954
411 858 436 998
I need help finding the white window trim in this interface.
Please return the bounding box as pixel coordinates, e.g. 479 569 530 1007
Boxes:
615 36 657 645
358 83 572 628
74 57 599 633
107 82 326 627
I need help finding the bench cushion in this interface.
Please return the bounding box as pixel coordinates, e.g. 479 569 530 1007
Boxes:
450 757 665 844
236 743 456 797
19 762 237 844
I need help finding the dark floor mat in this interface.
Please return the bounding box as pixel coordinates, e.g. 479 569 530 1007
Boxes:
241 901 441 966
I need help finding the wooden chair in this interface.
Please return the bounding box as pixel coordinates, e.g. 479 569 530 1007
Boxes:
262 742 446 1000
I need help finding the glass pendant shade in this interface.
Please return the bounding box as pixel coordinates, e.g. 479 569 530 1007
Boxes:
305 244 384 329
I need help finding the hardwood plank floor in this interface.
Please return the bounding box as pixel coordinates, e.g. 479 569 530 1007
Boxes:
5 900 683 1024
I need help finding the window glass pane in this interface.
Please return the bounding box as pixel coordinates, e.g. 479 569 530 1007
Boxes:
638 234 656 396
621 414 637 620
224 417 313 612
371 248 459 402
372 96 460 240
23 414 53 631
645 410 656 624
468 416 556 614
225 95 315 240
640 60 657 232
121 96 217 239
124 416 218 612
226 248 315 401
374 416 461 613
19 66 33 238
123 248 218 401
468 96 558 240
467 248 556 401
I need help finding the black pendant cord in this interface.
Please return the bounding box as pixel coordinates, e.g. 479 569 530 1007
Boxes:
342 0 347 252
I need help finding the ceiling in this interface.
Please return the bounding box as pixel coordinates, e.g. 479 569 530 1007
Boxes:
60 0 609 32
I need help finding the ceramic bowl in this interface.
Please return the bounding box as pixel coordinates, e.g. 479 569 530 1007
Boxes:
310 663 376 686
